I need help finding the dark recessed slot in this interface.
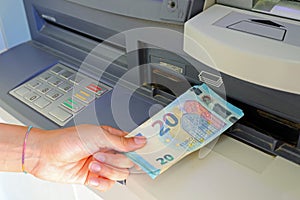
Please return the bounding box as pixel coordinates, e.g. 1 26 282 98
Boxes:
226 98 300 164
250 19 283 27
44 19 104 43
229 98 299 147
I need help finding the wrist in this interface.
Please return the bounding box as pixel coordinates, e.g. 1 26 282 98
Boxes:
23 127 45 175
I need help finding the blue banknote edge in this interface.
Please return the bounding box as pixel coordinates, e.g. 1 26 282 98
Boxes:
125 152 161 179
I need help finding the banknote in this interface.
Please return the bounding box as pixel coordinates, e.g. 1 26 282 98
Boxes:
125 84 244 179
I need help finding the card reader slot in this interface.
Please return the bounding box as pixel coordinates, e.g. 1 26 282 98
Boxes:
40 22 98 53
43 19 103 44
41 20 127 63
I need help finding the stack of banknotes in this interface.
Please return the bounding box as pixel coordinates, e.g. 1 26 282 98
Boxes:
125 84 244 179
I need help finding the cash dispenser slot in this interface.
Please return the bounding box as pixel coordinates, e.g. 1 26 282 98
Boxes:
138 47 300 165
227 98 300 164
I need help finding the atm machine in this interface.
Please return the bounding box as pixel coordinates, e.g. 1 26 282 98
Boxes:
0 0 300 199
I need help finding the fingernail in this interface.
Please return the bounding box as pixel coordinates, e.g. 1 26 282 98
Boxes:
94 154 106 162
90 163 101 173
134 136 147 145
89 177 100 187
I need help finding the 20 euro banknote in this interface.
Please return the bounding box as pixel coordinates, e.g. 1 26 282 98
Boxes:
125 84 244 179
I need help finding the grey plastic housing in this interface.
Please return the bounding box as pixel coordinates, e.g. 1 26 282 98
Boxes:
217 0 254 9
214 11 300 46
66 0 204 24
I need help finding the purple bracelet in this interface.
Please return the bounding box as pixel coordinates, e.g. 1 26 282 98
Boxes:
22 126 33 174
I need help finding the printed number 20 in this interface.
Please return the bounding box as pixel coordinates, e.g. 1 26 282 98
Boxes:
156 154 174 165
152 113 178 136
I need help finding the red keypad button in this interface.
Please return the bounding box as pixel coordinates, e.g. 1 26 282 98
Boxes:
86 83 106 95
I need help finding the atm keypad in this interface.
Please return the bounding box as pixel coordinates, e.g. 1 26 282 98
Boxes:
62 98 84 113
46 90 63 101
74 89 95 104
49 107 73 122
9 63 111 126
48 77 64 87
37 84 52 94
15 87 31 96
51 66 64 74
28 80 42 88
86 83 107 96
24 92 41 102
34 98 51 109
69 75 84 84
39 73 52 81
60 70 75 79
58 82 74 92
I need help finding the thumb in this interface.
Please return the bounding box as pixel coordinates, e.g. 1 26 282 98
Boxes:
76 125 147 154
102 134 147 152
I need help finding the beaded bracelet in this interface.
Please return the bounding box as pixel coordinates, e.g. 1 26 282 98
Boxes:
22 126 33 174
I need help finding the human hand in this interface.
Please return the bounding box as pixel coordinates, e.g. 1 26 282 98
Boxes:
28 124 146 191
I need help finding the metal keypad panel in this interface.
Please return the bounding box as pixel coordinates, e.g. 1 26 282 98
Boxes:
9 63 111 126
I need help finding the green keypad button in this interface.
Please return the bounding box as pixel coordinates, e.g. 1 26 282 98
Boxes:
62 98 84 113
